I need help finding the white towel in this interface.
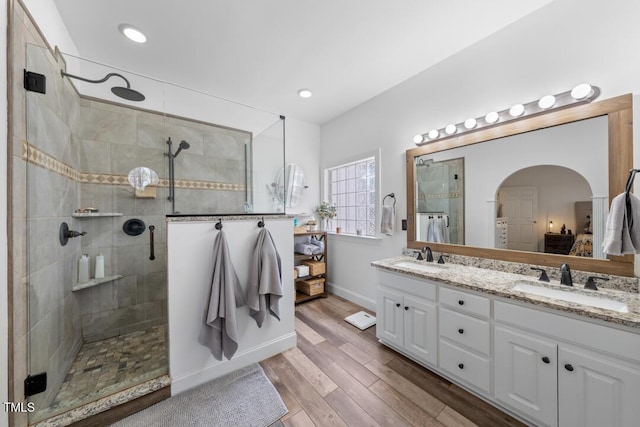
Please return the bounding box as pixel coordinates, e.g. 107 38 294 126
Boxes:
603 192 640 255
198 230 246 360
381 206 395 235
247 228 283 328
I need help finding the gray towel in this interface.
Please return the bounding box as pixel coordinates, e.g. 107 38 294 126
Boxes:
295 242 323 255
603 192 640 255
198 230 246 360
381 206 395 235
247 228 283 328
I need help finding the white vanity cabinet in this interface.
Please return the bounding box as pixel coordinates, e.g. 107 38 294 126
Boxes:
375 265 640 427
438 287 492 394
494 325 558 426
495 301 640 427
377 271 438 366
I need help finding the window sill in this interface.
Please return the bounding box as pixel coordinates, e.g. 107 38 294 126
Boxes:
327 232 383 243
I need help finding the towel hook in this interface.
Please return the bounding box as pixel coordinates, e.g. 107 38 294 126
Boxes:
215 218 223 230
257 217 265 228
383 193 396 208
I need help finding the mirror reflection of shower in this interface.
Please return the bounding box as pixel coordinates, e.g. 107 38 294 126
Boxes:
165 137 191 213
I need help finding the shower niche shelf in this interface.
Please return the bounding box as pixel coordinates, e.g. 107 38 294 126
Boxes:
72 274 123 292
72 212 123 218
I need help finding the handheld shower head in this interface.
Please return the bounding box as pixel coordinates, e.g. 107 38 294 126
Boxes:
174 140 190 158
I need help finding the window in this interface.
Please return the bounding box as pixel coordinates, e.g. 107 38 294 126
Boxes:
325 155 377 236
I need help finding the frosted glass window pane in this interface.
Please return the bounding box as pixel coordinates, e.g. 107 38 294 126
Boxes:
337 167 345 180
357 206 365 220
357 162 366 177
347 192 355 206
347 179 356 193
347 165 356 179
338 180 346 193
357 192 366 205
357 178 366 192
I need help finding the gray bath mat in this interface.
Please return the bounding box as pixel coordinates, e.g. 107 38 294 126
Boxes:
113 364 287 427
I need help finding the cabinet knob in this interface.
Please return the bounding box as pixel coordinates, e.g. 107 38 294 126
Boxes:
395 303 401 308
458 363 464 369
458 328 464 334
458 300 465 305
404 306 409 311
542 356 550 364
564 363 574 372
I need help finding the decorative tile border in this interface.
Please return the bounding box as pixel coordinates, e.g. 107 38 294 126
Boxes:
418 192 460 200
22 141 245 192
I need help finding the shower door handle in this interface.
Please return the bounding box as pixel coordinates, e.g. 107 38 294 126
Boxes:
149 225 156 260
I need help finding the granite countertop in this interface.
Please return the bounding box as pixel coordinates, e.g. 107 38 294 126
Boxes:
372 256 640 329
166 214 293 222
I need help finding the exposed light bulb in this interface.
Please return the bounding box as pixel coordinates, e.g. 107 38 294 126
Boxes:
445 124 457 135
485 111 499 124
413 134 424 144
538 95 556 109
571 83 593 100
427 129 439 139
509 104 525 117
464 118 477 129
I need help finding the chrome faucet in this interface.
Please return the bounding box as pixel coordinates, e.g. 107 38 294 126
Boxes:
560 263 573 286
422 246 434 262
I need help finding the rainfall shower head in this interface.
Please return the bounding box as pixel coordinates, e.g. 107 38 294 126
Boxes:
60 70 145 101
174 140 190 158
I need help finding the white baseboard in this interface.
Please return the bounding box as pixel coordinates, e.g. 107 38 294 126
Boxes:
325 281 376 312
170 332 297 395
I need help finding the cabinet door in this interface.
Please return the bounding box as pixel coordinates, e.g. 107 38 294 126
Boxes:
494 326 558 427
559 345 640 427
376 287 404 348
404 296 437 365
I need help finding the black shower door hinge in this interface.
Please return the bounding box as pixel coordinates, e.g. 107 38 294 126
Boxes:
24 70 46 94
24 372 47 397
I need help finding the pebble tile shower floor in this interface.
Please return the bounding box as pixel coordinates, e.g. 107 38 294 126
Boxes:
36 324 168 421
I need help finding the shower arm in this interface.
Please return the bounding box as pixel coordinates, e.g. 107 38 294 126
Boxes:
60 70 132 89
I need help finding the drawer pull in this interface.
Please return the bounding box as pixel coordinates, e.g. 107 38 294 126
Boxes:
395 303 401 308
564 363 574 372
458 363 464 370
458 328 464 334
404 306 409 311
458 300 465 306
542 356 550 364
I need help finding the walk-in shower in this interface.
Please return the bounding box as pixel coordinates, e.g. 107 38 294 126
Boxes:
166 137 190 214
20 41 284 425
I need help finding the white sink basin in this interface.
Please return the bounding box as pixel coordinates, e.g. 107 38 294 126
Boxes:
512 282 629 313
393 261 446 274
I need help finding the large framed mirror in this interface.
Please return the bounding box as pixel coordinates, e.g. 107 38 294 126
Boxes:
406 94 633 276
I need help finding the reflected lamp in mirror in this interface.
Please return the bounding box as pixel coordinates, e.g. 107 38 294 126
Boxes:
128 167 159 198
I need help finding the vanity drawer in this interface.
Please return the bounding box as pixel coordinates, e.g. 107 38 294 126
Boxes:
439 340 491 394
440 287 490 318
378 270 437 301
439 308 491 355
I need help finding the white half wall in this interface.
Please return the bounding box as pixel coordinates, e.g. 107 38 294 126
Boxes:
321 0 640 306
167 218 295 395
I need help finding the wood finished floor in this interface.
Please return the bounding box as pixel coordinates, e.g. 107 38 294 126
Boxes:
260 294 526 427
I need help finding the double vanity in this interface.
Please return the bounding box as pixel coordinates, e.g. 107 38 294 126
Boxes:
372 256 640 427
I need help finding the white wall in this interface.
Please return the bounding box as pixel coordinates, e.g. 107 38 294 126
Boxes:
21 0 78 55
167 218 295 394
321 0 640 305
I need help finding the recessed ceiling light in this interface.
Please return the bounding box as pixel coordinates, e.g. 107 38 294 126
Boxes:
298 89 313 98
118 24 147 43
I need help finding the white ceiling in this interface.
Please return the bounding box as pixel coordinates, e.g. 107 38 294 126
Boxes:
51 0 551 125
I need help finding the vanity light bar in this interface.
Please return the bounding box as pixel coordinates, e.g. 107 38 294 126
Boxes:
413 83 600 146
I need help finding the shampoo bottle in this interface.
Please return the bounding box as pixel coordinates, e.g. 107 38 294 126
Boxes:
78 254 90 283
95 253 105 279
